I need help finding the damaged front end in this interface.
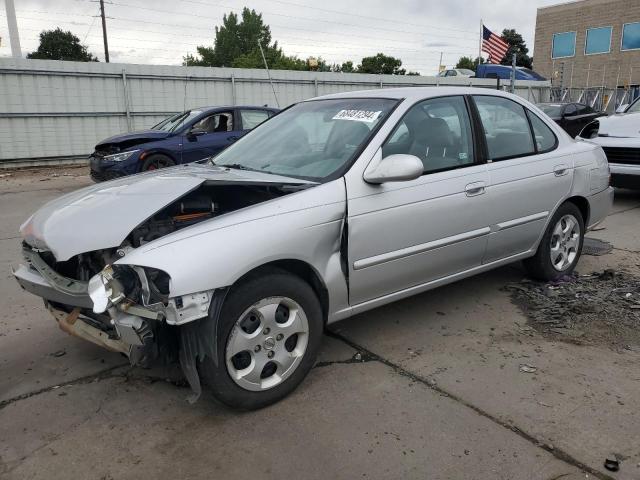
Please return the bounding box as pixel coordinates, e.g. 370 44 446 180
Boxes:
88 262 227 402
15 240 226 402
13 164 314 402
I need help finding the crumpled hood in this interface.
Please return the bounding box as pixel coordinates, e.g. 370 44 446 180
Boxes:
20 164 314 261
95 129 171 149
596 113 640 138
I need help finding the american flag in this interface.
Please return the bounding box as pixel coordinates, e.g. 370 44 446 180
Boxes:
482 25 509 64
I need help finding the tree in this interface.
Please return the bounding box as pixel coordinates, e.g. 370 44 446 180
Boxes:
27 28 98 62
456 56 476 71
500 29 532 69
357 53 405 75
184 9 273 67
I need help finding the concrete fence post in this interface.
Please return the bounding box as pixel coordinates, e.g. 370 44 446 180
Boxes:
231 73 236 106
121 68 132 132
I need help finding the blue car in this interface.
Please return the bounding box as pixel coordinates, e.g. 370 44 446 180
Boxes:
475 64 546 81
89 106 279 181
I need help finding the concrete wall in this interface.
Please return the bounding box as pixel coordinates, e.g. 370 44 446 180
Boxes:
0 59 550 167
533 0 640 88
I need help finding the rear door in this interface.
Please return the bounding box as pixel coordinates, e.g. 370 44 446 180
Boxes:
471 95 573 263
347 95 491 305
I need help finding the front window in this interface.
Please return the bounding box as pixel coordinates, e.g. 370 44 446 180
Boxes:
622 22 640 51
191 112 233 133
382 96 475 173
626 97 640 113
153 110 203 132
585 26 612 55
212 98 397 181
552 32 576 58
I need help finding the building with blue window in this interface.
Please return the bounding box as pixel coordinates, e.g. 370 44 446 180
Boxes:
534 0 640 89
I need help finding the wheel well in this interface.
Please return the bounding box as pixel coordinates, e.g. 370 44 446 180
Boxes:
141 150 176 163
234 260 330 324
565 196 590 225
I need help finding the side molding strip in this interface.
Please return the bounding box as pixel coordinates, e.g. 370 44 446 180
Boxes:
353 227 491 271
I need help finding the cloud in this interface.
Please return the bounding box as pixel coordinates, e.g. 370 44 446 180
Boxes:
1 0 561 73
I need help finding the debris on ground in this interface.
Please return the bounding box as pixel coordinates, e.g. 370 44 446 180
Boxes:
604 457 620 472
0 173 12 179
519 364 537 373
582 237 613 256
505 270 640 348
51 349 66 358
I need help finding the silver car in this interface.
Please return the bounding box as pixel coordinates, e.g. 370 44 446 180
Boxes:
13 87 613 409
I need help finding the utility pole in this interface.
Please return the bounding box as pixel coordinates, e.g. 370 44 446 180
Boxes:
99 0 110 63
4 0 22 58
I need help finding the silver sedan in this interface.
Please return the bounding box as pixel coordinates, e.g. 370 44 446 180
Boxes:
14 87 613 409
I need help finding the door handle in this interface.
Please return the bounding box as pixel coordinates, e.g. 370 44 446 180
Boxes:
553 164 569 176
465 181 486 197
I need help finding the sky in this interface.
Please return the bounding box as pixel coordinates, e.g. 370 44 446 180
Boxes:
0 0 563 75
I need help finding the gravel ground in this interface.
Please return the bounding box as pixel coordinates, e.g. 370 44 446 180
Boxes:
506 265 640 349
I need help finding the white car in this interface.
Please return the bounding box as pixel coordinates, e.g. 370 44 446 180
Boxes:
437 69 475 78
579 98 640 189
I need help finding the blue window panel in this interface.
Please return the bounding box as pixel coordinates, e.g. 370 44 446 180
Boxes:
585 26 612 54
552 32 576 58
622 22 640 51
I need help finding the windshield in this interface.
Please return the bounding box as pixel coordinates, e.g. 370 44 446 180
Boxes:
519 68 546 80
458 69 475 76
539 104 563 117
626 98 640 113
212 98 398 181
152 110 203 132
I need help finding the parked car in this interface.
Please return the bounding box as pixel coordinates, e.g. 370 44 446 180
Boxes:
89 106 279 181
578 97 640 189
475 64 546 81
14 87 612 410
538 102 605 137
437 68 475 78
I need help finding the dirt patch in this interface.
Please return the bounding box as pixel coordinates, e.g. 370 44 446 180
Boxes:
0 165 88 180
505 269 640 350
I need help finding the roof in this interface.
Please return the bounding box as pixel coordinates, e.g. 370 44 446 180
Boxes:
537 0 617 13
192 105 278 112
310 86 517 102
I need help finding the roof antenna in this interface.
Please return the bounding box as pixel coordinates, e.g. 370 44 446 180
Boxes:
258 40 280 108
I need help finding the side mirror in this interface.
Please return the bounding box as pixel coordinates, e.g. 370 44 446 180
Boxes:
364 153 424 184
187 129 206 140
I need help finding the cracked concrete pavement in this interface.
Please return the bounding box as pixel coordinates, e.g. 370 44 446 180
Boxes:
1 168 639 479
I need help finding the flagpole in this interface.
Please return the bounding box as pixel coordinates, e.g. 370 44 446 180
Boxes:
478 18 483 68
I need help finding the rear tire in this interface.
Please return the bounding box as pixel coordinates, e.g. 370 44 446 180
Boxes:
524 202 584 281
141 154 174 171
200 270 323 410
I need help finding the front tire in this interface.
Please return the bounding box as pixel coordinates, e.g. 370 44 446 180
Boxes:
524 202 584 281
200 270 323 410
141 154 174 171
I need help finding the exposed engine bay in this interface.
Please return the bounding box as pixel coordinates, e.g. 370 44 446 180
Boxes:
17 180 303 400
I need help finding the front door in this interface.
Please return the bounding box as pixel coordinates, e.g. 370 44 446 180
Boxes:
347 95 490 305
471 94 573 263
181 111 240 162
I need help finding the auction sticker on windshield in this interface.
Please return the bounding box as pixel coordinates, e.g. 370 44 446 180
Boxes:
332 109 382 123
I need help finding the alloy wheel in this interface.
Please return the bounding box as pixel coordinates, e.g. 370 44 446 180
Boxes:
225 296 309 391
549 214 581 271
